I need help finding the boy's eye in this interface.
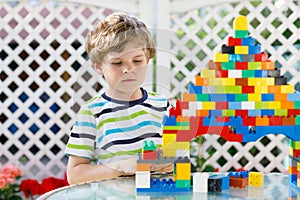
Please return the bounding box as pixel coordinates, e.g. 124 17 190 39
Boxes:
112 62 122 65
133 60 142 63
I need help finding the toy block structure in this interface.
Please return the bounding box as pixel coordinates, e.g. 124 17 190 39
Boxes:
136 15 300 193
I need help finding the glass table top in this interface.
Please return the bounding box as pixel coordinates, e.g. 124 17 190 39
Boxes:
37 173 300 200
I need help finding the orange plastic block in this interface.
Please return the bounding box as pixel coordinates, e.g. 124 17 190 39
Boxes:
261 61 274 70
282 116 295 125
136 163 151 171
256 116 269 126
235 78 248 86
182 92 196 101
196 110 209 117
274 93 287 101
176 116 183 122
268 86 281 93
195 76 207 86
289 166 297 174
230 177 248 188
281 101 294 109
182 116 190 122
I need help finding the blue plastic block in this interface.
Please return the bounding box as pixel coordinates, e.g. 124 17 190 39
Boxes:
188 84 202 94
226 94 235 101
262 94 274 101
228 102 241 110
229 54 242 62
248 110 261 116
289 174 297 185
242 37 255 46
163 115 176 126
288 93 300 101
261 109 274 116
255 70 268 77
248 44 261 54
221 176 230 190
228 171 249 178
209 110 223 117
210 94 227 102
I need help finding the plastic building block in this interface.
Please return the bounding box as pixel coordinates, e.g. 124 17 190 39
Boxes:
193 173 209 193
143 140 157 151
208 175 229 192
248 172 264 186
136 171 151 188
229 177 248 188
234 15 248 30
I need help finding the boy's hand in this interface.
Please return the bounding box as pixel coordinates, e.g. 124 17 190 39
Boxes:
106 158 137 174
150 163 174 173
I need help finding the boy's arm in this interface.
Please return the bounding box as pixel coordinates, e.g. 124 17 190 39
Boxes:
67 155 127 185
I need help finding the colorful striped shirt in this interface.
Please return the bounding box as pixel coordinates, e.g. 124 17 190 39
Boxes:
65 88 169 165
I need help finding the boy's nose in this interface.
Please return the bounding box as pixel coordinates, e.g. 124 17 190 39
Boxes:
123 63 135 73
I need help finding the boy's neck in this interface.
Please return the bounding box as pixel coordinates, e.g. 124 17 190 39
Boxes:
106 88 143 101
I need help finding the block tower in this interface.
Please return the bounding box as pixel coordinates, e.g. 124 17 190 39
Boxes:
136 15 300 192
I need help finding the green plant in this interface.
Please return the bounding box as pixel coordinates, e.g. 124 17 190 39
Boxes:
0 165 23 200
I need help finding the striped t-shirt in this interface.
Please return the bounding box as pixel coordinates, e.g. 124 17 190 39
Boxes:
65 88 169 165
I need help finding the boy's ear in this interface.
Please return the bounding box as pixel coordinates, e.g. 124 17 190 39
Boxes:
93 63 103 75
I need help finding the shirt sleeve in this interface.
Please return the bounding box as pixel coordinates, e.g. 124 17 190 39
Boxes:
64 104 97 159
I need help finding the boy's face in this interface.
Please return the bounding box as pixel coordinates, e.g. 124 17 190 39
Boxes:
95 42 148 100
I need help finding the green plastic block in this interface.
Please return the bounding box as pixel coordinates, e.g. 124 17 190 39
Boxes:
163 126 190 130
175 180 191 188
235 94 248 101
225 86 242 94
176 122 190 127
143 140 157 151
292 141 300 149
294 101 300 109
242 70 255 78
196 94 209 101
222 62 235 70
248 62 262 70
234 30 248 38
255 102 268 109
222 110 235 116
296 116 300 125
274 109 287 116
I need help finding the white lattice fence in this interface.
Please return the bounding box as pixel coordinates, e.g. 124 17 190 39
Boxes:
0 0 143 180
168 0 300 172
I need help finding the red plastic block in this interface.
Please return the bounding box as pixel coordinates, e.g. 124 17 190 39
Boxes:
254 52 268 61
269 116 283 126
242 86 255 93
180 101 189 110
220 129 243 142
288 109 300 116
216 116 230 122
291 149 300 157
242 116 256 126
228 36 242 46
217 70 228 78
177 117 203 142
235 62 248 70
216 102 228 109
214 62 223 70
236 110 248 117
143 150 157 160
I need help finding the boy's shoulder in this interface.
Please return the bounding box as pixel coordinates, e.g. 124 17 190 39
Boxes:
81 95 108 109
145 91 169 107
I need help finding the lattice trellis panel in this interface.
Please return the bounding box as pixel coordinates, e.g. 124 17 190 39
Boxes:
0 1 130 180
170 0 300 172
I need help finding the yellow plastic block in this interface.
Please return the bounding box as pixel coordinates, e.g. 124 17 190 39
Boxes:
163 134 176 146
268 101 281 109
214 52 229 62
248 94 261 101
298 163 300 171
266 78 275 86
202 102 215 110
281 85 294 93
201 68 216 78
298 179 300 187
209 78 222 86
235 46 248 54
255 86 268 93
176 163 191 180
234 15 248 30
248 172 264 186
291 141 300 150
176 142 190 150
290 148 293 156
163 149 176 158
221 78 235 86
248 78 266 86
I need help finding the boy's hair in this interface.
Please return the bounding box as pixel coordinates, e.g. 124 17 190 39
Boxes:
86 13 156 66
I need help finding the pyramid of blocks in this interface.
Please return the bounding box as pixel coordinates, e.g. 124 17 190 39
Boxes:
161 16 300 188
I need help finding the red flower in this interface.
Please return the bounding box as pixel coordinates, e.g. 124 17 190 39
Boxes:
40 177 66 194
20 179 40 198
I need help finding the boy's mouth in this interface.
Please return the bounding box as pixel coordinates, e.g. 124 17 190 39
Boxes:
122 78 136 82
